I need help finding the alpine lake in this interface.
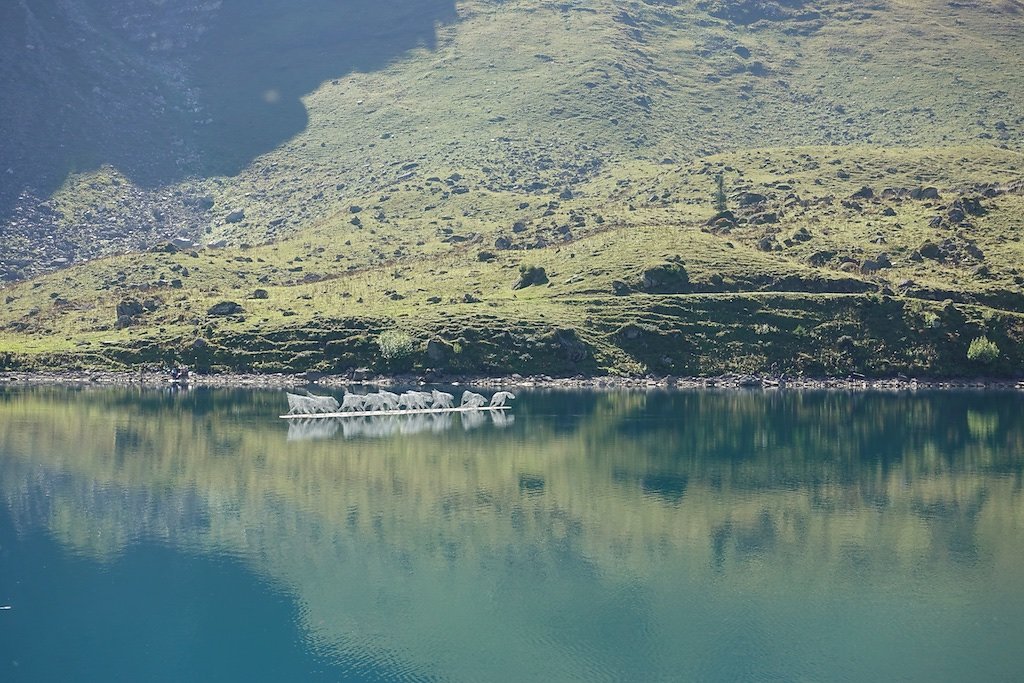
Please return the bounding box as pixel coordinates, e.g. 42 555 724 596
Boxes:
1 385 1022 682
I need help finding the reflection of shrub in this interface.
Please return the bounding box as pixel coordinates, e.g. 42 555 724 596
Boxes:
967 410 998 439
967 336 999 364
377 330 416 370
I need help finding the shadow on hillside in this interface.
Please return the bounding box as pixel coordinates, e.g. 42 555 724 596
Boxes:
189 0 458 177
0 0 458 218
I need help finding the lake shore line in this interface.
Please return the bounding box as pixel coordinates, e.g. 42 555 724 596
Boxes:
1 370 1022 392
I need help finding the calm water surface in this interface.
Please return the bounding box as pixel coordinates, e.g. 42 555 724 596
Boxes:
1 387 1022 681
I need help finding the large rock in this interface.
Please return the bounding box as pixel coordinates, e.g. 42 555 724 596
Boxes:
513 266 549 289
735 192 767 208
860 253 891 273
751 211 778 224
225 209 245 224
151 242 179 254
911 187 941 200
207 301 244 316
640 262 689 293
807 250 836 267
918 241 942 259
186 195 215 211
554 328 588 363
116 298 144 319
426 339 453 363
953 196 986 217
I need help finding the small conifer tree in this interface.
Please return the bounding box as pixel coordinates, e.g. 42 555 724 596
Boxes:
714 173 727 213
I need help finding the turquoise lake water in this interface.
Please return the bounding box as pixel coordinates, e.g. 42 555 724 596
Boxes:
1 386 1022 681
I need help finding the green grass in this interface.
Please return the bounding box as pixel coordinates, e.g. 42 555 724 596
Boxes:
5 142 1024 376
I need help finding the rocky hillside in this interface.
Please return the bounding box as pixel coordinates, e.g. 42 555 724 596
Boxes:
1 0 1023 377
1 0 458 278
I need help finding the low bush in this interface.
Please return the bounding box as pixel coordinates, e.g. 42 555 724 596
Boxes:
966 336 1000 364
377 330 416 370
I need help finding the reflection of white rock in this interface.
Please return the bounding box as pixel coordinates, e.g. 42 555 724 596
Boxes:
336 414 457 439
352 416 401 438
491 411 515 428
431 413 453 433
287 418 340 441
461 409 487 431
340 417 364 439
286 401 510 439
400 414 432 434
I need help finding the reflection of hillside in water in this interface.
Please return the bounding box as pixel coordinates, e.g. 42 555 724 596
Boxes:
286 410 513 441
2 387 1024 677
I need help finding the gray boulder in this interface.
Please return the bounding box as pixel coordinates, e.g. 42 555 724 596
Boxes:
207 301 244 316
116 299 144 319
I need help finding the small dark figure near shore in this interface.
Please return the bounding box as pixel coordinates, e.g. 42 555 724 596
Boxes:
170 366 190 382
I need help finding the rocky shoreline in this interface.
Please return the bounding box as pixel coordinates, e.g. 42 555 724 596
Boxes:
1 370 1022 392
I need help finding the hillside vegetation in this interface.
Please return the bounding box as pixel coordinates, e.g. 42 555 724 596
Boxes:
1 0 1023 377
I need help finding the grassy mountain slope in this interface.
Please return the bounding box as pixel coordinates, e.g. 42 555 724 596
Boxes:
1 0 1023 376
